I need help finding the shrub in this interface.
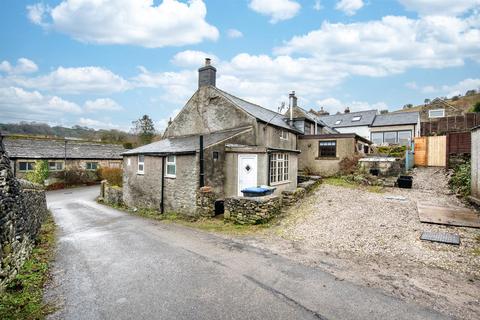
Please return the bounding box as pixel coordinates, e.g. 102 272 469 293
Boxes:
338 156 361 175
471 101 480 113
63 168 99 186
25 160 49 185
449 162 471 197
99 167 123 186
376 145 407 158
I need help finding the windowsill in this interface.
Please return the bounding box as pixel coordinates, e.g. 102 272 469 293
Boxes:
165 175 176 179
270 180 290 186
137 172 144 175
315 157 339 160
280 138 288 141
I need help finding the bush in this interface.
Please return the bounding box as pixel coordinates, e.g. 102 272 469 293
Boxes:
63 168 99 186
338 156 361 175
99 167 123 186
449 162 471 197
25 160 49 185
471 101 480 113
375 145 407 158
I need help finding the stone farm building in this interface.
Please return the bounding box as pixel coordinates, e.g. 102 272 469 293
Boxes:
123 59 303 216
2 136 125 179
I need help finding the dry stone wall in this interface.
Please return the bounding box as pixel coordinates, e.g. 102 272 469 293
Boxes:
0 139 48 289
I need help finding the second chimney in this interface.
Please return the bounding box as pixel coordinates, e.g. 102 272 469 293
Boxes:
289 91 298 108
344 107 350 113
198 58 216 88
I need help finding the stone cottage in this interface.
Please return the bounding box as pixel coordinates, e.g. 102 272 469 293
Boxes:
123 59 301 216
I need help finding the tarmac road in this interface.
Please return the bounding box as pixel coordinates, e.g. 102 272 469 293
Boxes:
45 186 450 320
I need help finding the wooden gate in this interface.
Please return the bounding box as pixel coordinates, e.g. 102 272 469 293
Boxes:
427 136 446 167
414 137 427 166
414 136 447 167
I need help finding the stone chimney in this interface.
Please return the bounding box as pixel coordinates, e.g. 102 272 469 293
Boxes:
315 106 329 116
344 107 350 113
198 58 216 88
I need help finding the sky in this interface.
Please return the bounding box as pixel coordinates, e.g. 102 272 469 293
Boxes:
0 0 479 132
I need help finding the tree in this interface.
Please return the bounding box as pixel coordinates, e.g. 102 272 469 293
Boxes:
465 89 477 96
472 101 480 113
403 104 413 109
25 160 49 185
131 115 156 145
380 109 389 114
424 98 431 104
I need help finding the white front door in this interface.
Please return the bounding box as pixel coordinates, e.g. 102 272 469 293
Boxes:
237 154 258 196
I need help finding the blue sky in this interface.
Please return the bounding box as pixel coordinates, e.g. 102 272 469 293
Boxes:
0 0 479 132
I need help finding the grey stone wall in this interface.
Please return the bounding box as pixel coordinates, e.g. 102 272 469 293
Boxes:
0 140 48 290
100 180 123 206
224 195 282 224
471 128 480 203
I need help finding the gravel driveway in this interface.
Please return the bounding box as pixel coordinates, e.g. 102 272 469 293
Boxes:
239 168 480 320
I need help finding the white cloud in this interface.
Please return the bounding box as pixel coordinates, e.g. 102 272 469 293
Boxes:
5 66 130 94
313 1 323 11
227 29 244 38
171 50 219 67
78 117 121 130
0 58 38 74
316 97 387 113
335 0 364 16
84 98 123 112
0 87 82 120
249 0 301 23
442 78 480 97
398 0 480 16
276 15 480 75
27 0 219 48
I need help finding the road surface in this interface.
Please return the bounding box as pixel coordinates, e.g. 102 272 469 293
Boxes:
45 186 450 320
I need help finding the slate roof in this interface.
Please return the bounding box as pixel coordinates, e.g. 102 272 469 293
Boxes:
371 112 419 127
319 110 378 128
214 87 301 133
123 127 251 155
3 137 125 159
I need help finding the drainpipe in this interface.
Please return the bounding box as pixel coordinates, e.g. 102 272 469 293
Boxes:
64 140 67 181
161 156 165 214
199 135 205 187
267 153 271 186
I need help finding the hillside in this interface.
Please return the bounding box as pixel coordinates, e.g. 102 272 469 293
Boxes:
396 92 480 113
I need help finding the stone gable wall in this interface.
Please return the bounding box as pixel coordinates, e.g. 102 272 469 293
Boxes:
0 139 48 290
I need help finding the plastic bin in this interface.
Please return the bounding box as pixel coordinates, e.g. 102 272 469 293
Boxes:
397 175 413 189
241 186 276 197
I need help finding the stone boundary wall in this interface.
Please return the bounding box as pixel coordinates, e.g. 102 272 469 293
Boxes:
0 140 48 290
100 180 123 206
196 186 217 218
224 195 282 224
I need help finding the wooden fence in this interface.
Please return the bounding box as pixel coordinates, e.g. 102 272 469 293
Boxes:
421 113 480 136
414 136 447 167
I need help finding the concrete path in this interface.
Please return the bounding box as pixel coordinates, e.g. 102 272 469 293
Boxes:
45 186 450 320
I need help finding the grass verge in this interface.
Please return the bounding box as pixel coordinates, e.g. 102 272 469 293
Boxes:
98 200 274 236
0 213 57 320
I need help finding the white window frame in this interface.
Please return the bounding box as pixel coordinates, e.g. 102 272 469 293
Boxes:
48 161 64 171
165 155 176 178
127 158 131 166
280 130 289 140
428 109 445 118
137 155 145 174
19 161 35 172
85 162 99 171
269 153 289 185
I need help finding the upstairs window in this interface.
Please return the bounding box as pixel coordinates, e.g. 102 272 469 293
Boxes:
166 155 176 178
48 161 64 171
280 130 289 140
19 161 35 171
429 109 445 118
351 116 362 122
86 162 99 170
270 153 289 184
137 155 145 174
318 141 337 158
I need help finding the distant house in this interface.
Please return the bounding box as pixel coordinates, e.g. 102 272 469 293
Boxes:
2 136 125 179
369 112 420 145
122 59 301 216
319 109 378 140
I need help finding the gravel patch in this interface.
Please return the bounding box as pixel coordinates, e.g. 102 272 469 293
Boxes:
236 168 480 319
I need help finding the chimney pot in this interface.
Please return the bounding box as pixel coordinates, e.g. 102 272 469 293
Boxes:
205 58 211 66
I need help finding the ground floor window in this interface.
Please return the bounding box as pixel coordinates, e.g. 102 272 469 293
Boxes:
108 162 121 168
318 141 336 158
137 155 144 174
19 161 35 171
166 155 176 178
370 130 412 146
86 162 99 170
48 161 64 171
270 153 289 184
